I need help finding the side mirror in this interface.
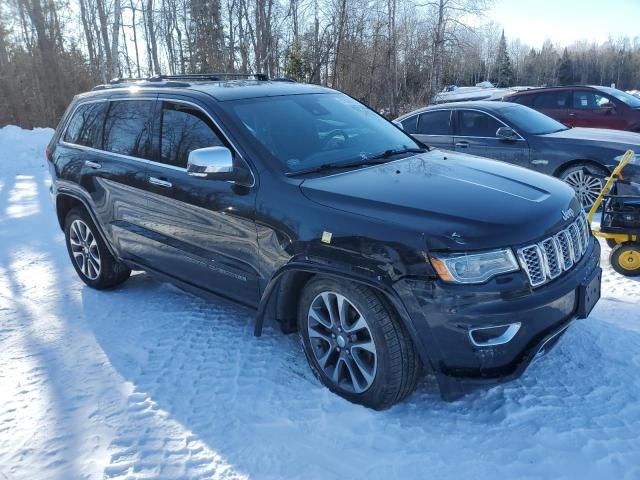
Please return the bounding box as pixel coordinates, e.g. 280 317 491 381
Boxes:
187 146 249 183
392 120 404 130
496 126 519 141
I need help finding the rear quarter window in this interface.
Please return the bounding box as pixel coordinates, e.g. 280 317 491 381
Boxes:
63 102 107 148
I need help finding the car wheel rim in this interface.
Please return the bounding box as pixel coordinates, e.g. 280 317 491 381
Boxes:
69 219 101 280
563 170 604 208
307 291 377 394
620 249 640 271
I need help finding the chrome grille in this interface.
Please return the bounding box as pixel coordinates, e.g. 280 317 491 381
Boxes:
517 212 591 288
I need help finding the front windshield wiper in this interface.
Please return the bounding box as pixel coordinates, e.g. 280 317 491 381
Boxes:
285 147 427 177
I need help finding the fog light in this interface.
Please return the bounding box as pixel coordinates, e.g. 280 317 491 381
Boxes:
468 323 521 347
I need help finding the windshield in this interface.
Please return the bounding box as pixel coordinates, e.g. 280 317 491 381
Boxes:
227 93 420 172
500 105 568 135
597 86 640 108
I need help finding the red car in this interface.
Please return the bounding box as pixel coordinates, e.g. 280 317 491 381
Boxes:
504 86 640 132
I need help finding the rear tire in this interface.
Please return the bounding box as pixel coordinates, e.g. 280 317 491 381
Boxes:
64 207 131 289
610 243 640 276
298 276 421 409
559 163 608 210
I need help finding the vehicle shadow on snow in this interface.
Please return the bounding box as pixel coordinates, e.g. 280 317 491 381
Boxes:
81 270 640 479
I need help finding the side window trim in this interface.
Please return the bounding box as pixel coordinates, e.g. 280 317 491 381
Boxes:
455 108 524 140
58 96 256 186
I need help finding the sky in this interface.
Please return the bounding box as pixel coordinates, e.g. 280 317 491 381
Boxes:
487 0 640 48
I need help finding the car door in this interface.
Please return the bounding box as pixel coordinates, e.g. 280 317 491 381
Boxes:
531 91 571 126
568 90 627 129
453 109 529 167
410 110 454 150
140 98 261 307
67 96 159 262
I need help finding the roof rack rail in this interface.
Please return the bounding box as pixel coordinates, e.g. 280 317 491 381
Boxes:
149 72 269 82
92 72 269 91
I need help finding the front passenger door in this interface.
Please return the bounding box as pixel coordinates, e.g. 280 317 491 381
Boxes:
142 100 261 306
454 109 529 167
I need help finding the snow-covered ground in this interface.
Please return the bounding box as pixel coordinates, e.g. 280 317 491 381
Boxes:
0 125 639 480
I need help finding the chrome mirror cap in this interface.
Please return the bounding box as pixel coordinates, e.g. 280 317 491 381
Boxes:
187 146 234 178
392 120 404 130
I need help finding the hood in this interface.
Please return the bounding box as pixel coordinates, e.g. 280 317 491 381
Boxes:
543 127 640 149
300 150 581 250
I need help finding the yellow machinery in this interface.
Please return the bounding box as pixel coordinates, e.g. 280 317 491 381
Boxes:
587 149 640 276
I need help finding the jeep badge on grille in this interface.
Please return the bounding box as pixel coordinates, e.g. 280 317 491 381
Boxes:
561 208 575 221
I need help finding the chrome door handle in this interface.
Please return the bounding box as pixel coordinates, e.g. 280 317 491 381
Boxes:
149 176 172 188
84 160 102 169
455 142 469 148
568 113 577 117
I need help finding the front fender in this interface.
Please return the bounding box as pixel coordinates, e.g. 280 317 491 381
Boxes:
253 260 436 371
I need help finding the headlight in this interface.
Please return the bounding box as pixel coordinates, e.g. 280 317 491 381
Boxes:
430 249 519 284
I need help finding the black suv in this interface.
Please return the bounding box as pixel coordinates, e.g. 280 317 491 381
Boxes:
48 74 602 409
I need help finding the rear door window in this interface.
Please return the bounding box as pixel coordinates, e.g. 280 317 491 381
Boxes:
457 110 503 137
417 110 452 135
103 100 155 159
400 115 418 134
532 91 569 109
63 102 107 148
159 101 225 168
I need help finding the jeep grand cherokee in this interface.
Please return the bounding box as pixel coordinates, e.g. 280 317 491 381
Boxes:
47 73 602 409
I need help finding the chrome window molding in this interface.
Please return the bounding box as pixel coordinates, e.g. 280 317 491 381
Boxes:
58 96 256 187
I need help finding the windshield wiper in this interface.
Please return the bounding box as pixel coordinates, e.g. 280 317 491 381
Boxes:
368 147 427 160
285 147 427 177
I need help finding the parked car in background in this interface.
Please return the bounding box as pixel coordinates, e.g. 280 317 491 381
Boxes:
395 101 640 208
48 74 601 409
504 85 640 132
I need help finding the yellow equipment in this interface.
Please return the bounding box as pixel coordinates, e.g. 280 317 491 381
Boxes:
587 149 640 276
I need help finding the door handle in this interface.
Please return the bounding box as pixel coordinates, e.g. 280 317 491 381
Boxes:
84 160 102 169
455 141 469 148
149 176 172 188
568 113 577 117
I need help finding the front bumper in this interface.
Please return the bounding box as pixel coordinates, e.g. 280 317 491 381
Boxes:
395 238 601 400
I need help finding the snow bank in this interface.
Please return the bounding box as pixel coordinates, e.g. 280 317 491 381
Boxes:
0 125 54 175
0 126 639 480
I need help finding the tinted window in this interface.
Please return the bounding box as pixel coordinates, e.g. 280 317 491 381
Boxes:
458 110 503 137
400 115 418 134
532 91 569 108
103 100 154 159
228 93 419 172
510 94 534 107
573 91 611 110
417 110 451 135
160 102 224 168
63 102 107 148
500 105 568 135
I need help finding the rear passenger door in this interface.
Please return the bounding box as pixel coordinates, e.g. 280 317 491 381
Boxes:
410 110 454 150
141 99 261 306
531 91 571 125
63 97 158 261
454 109 529 167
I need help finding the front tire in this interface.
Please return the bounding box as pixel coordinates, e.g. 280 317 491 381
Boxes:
298 277 420 409
64 207 131 289
559 163 608 210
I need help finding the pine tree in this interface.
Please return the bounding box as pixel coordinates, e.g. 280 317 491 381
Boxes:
494 30 514 87
557 48 574 85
